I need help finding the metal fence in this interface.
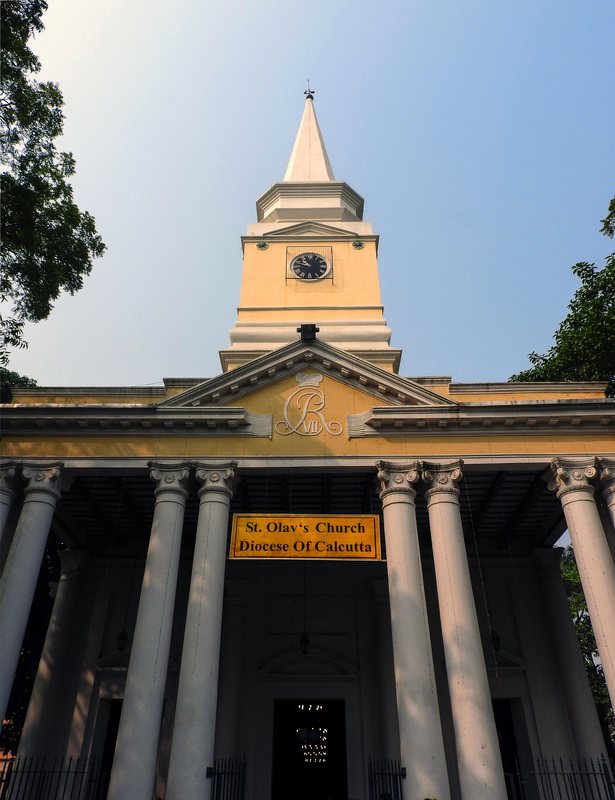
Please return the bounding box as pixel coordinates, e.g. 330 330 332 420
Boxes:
367 757 406 800
208 757 246 800
0 756 100 800
503 756 615 800
532 756 615 800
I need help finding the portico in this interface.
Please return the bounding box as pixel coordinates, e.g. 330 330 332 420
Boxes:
1 94 615 800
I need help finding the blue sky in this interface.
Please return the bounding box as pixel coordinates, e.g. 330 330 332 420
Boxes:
7 0 615 386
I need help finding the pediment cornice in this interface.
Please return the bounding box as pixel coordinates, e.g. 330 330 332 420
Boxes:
242 221 373 240
159 339 456 409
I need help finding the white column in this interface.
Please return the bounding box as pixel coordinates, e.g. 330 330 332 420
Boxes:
107 461 190 800
214 579 247 758
600 459 615 562
534 547 606 756
549 458 615 708
19 550 86 756
422 461 507 800
0 462 64 725
166 462 236 800
376 461 451 800
369 579 402 760
0 461 18 545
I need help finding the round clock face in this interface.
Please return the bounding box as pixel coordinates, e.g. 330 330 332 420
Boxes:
290 252 331 281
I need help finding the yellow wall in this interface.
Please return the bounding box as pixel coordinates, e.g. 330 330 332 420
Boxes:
237 241 383 315
3 373 611 461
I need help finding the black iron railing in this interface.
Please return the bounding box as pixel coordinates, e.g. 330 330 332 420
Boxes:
502 756 615 800
532 756 615 800
0 755 100 800
366 755 614 800
208 757 246 800
367 757 406 800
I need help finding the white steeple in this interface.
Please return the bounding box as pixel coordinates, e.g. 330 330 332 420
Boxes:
220 90 402 374
283 94 336 182
253 91 364 225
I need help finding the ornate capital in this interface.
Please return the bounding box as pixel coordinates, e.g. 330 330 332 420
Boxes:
195 461 238 498
375 460 419 500
148 460 191 498
599 458 615 502
547 457 598 499
422 460 464 501
22 461 65 500
0 461 19 499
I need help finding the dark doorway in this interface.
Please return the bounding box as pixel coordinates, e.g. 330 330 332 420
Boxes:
96 699 122 800
493 699 521 800
272 699 348 800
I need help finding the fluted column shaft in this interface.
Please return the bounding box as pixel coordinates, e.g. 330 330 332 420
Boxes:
423 461 507 800
549 458 615 707
0 462 18 545
0 462 64 724
19 550 86 756
376 461 451 800
166 463 237 800
107 462 190 800
535 548 606 756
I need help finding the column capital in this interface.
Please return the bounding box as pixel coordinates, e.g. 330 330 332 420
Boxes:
148 461 191 498
548 457 598 499
375 460 419 500
599 458 615 502
422 460 464 502
22 461 66 500
0 461 19 500
195 461 237 499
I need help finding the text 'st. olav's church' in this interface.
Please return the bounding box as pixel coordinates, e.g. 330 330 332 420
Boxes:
2 92 615 800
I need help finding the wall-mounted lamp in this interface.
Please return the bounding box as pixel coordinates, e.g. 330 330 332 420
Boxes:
117 629 128 653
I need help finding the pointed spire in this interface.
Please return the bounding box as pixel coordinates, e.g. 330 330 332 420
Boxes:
283 91 335 182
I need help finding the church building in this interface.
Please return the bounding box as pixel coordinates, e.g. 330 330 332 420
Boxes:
2 91 615 800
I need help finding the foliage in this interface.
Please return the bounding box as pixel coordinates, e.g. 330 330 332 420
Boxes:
560 547 615 755
510 195 615 397
0 0 105 367
601 195 615 239
510 255 615 396
0 367 37 402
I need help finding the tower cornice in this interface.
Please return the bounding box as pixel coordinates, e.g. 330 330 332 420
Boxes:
256 181 364 223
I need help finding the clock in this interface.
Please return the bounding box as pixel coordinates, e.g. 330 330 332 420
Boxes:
289 252 331 281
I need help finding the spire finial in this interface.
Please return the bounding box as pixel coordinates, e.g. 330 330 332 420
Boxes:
304 80 314 100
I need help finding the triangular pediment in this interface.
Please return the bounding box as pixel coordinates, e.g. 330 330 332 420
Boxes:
262 221 362 238
159 339 456 409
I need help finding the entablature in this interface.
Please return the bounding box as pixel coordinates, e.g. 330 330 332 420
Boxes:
347 399 615 437
0 404 273 438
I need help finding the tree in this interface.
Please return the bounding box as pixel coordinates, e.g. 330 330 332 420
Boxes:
0 367 37 402
510 195 615 397
601 195 615 239
0 0 106 367
560 547 615 757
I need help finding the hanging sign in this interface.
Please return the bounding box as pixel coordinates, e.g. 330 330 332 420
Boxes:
230 514 381 561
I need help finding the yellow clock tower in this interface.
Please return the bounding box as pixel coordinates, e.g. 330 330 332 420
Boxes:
220 90 402 373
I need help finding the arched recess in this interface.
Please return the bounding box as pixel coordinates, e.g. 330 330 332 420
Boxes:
258 648 359 680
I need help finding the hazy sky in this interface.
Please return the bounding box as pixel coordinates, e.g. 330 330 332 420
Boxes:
7 0 615 387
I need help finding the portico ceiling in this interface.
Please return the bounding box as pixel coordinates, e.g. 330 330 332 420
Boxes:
9 466 576 562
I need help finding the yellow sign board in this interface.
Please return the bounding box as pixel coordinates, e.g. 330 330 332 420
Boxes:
230 514 381 561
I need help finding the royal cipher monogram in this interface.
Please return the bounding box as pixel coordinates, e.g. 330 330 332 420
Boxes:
275 372 343 437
